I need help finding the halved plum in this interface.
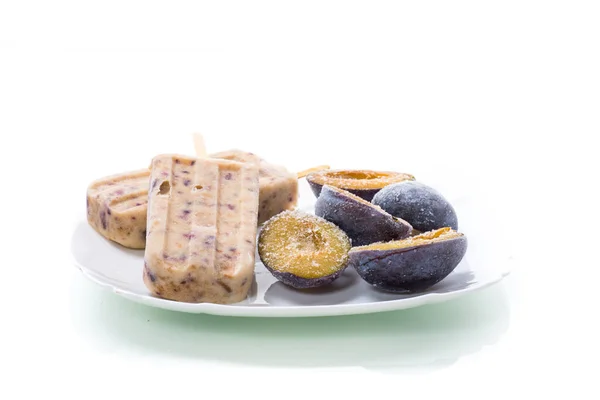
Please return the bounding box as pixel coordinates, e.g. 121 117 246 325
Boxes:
349 227 467 293
306 169 415 201
258 210 352 289
315 185 412 246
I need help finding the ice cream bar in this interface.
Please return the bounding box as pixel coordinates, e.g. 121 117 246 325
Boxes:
211 150 298 224
143 154 260 303
86 150 297 248
86 169 151 249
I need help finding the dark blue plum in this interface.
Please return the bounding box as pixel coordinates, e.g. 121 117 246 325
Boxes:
315 185 412 246
372 181 458 232
349 228 467 293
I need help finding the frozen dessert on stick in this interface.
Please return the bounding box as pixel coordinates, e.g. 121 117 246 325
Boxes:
194 133 301 224
86 133 329 248
210 149 300 224
143 153 260 303
86 169 151 249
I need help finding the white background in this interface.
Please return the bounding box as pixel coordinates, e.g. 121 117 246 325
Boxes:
1 1 599 398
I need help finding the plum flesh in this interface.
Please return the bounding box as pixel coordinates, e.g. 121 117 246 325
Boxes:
306 169 415 201
349 228 467 293
315 185 412 246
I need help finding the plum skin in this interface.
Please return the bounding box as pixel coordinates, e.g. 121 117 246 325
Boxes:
308 180 382 202
315 185 412 246
263 264 347 289
372 181 458 232
349 236 468 293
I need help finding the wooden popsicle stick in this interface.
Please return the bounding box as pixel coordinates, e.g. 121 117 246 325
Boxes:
192 132 207 158
297 165 330 179
191 134 329 178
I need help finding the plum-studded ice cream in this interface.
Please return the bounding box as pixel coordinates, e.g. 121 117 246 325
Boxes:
143 154 259 304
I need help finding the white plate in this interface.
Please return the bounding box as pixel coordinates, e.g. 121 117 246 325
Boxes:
71 180 511 317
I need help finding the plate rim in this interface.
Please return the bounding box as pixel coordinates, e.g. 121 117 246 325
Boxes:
71 248 511 317
72 179 513 318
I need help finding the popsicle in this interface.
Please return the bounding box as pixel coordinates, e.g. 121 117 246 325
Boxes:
86 133 326 248
210 149 299 224
86 169 151 249
143 154 260 303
